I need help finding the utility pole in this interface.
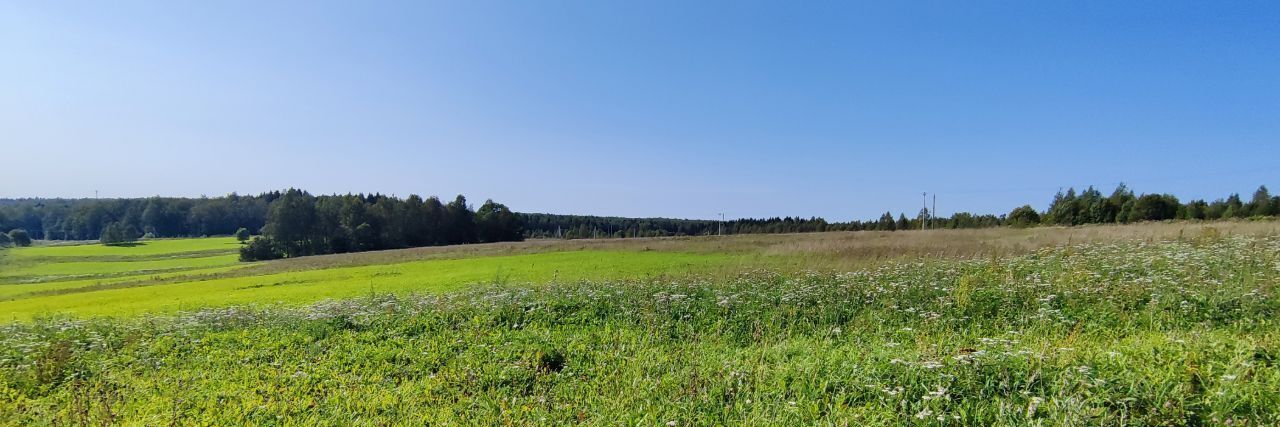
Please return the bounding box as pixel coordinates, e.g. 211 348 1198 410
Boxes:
932 194 937 230
921 192 927 230
718 213 724 236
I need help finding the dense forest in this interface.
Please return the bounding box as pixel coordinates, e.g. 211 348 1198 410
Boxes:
238 189 523 261
1 184 1277 256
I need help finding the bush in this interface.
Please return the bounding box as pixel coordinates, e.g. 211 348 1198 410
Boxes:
7 229 32 247
240 236 284 261
234 228 251 243
100 222 139 245
1007 205 1041 228
0 231 10 248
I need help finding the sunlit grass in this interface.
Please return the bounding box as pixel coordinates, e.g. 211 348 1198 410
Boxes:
1 236 1276 424
0 254 241 283
0 250 743 319
8 237 241 259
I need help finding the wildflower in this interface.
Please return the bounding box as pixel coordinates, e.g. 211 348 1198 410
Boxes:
915 408 933 419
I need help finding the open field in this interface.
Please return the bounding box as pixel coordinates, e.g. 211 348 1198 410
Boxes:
1 221 1279 424
2 220 1276 320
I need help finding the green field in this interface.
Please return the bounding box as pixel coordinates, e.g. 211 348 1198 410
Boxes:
2 225 1279 425
0 238 754 320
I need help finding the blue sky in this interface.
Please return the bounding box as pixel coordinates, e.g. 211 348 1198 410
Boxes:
2 1 1276 220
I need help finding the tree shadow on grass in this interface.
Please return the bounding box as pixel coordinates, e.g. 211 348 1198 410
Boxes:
103 242 147 247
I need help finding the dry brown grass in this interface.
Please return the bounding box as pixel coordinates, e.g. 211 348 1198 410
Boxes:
234 219 1280 275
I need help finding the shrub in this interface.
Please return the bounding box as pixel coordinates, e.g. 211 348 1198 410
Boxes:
100 222 139 245
1007 205 1041 228
7 229 32 247
240 236 283 261
234 228 251 243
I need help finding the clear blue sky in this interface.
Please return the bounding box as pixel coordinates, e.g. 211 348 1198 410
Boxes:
2 1 1276 220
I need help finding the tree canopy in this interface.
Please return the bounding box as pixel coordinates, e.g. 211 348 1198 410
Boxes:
99 222 139 245
7 229 32 247
238 191 525 261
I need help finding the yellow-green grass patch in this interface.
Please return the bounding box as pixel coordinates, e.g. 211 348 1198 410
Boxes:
0 265 247 301
6 237 241 259
0 250 746 319
0 254 241 283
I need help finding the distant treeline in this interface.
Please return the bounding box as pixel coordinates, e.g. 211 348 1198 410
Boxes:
0 193 272 241
1 184 1277 252
0 190 524 259
520 212 1003 238
522 184 1278 237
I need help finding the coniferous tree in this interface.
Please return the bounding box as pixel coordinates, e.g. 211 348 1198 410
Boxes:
1250 186 1274 216
1224 194 1245 218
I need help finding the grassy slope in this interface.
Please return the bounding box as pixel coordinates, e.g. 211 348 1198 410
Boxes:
0 254 240 281
0 250 744 319
1 236 1276 425
2 221 1277 320
8 237 241 258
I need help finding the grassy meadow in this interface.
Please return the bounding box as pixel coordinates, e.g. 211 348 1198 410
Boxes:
1 221 1278 424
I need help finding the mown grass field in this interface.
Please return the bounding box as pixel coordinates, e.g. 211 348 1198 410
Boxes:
1 221 1278 425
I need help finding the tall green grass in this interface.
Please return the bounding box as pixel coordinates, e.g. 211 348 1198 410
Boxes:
2 236 1276 425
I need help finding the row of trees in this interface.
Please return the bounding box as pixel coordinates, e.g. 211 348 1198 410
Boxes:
520 185 1279 238
0 193 271 241
238 190 524 261
1035 184 1280 227
3 184 1277 253
520 212 1006 238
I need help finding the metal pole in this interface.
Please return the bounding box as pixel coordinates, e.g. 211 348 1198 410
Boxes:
921 192 927 230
